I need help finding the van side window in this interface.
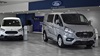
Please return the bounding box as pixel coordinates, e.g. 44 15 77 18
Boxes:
47 14 54 23
54 15 63 26
80 15 88 23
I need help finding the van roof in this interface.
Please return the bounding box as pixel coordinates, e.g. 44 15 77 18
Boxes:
47 12 80 15
3 17 20 20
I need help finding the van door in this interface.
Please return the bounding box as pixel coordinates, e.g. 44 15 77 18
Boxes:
52 14 63 41
46 14 55 38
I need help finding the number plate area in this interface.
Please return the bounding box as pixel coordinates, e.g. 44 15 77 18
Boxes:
81 38 89 41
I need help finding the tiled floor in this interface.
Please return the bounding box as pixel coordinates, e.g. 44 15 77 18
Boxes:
0 33 100 56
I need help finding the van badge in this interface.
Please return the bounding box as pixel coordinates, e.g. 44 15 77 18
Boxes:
83 33 87 35
52 1 62 6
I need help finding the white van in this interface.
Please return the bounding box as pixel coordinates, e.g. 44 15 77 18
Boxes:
43 13 96 48
0 17 23 40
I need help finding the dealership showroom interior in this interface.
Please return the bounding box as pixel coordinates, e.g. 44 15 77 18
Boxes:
0 0 100 56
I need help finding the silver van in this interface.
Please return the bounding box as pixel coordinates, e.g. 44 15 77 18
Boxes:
43 13 96 48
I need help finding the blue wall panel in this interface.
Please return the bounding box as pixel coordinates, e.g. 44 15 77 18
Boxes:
16 14 26 26
16 14 34 26
33 16 44 32
16 14 43 32
29 0 100 10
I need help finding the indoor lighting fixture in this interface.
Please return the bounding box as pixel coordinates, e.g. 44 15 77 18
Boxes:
68 10 70 12
87 9 90 11
36 10 39 11
51 11 54 12
38 12 40 13
16 13 19 14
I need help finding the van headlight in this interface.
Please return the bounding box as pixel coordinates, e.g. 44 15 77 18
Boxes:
65 28 74 34
64 28 75 38
18 28 23 32
0 28 5 31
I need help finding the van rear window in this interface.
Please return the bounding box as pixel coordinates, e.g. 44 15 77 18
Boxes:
2 20 21 26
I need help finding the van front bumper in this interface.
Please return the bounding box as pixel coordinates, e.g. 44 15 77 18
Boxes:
0 31 23 38
0 34 23 38
63 37 95 45
72 40 94 45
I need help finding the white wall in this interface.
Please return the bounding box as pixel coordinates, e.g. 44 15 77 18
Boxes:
0 2 28 13
0 13 16 25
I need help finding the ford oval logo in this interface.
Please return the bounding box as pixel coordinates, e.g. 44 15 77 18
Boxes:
83 33 87 35
52 1 62 6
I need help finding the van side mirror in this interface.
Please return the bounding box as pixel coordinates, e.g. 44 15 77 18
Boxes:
56 22 60 25
56 21 63 26
56 20 60 25
88 20 91 25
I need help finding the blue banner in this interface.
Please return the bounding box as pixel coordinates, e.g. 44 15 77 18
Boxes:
29 0 100 10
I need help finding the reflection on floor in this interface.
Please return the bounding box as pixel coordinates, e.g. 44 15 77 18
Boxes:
0 33 100 56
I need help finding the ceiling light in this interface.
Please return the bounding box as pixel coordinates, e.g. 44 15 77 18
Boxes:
36 10 39 11
68 10 70 12
87 9 90 11
51 11 53 12
16 13 19 14
38 12 40 13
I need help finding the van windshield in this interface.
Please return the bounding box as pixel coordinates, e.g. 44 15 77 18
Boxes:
61 14 89 25
2 20 21 26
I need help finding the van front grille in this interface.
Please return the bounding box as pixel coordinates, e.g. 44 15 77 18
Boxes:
5 31 18 34
76 32 93 38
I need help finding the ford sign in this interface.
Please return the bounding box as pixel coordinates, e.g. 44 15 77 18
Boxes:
52 1 62 6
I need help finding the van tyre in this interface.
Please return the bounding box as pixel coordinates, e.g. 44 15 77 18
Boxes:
57 36 65 48
21 37 24 40
43 32 48 42
85 44 93 49
20 36 24 41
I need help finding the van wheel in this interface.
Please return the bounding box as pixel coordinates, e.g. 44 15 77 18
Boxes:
57 36 65 48
43 32 48 42
20 36 24 41
21 36 24 40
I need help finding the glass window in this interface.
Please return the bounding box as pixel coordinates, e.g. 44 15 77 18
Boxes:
47 14 54 23
61 14 89 25
80 15 87 22
2 19 21 26
54 15 63 26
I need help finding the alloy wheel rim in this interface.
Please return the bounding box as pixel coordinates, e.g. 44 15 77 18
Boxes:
58 38 62 46
43 33 46 40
